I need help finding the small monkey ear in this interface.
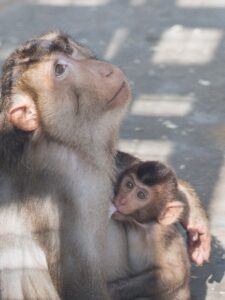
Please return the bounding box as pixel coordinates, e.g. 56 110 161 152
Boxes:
8 93 39 132
159 201 184 226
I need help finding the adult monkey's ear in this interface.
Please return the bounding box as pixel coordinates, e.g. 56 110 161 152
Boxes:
8 93 39 131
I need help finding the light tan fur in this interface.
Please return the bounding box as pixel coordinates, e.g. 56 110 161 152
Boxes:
0 32 210 300
0 32 131 300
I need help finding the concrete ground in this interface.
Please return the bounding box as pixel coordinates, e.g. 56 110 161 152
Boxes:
0 0 225 299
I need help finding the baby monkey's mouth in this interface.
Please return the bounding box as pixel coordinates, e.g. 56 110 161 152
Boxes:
108 203 117 218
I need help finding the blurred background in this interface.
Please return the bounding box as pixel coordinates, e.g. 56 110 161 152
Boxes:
0 0 225 299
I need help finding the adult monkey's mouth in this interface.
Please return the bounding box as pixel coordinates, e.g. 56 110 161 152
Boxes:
107 81 126 105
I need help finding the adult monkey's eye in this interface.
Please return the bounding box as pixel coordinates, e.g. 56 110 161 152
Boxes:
55 62 68 77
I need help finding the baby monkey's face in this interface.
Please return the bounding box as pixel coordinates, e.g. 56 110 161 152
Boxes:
113 173 151 215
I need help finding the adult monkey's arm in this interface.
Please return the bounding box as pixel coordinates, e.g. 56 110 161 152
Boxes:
115 151 211 265
178 179 211 265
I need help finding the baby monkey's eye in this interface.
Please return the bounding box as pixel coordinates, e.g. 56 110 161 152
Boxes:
137 191 146 200
126 181 133 189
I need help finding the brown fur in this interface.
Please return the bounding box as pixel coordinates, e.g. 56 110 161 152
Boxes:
0 31 131 300
0 31 210 300
110 162 191 300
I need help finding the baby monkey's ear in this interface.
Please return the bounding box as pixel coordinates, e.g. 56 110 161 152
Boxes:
159 201 184 226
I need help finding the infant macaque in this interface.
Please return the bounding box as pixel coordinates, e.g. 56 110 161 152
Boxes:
110 161 191 300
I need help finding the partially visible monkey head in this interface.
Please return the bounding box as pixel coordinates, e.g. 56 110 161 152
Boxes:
0 31 131 151
113 161 184 225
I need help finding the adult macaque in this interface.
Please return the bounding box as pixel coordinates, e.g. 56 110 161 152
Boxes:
0 31 131 299
109 161 191 300
0 32 210 299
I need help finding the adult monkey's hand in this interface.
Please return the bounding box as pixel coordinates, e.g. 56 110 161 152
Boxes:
187 227 211 265
178 179 211 265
